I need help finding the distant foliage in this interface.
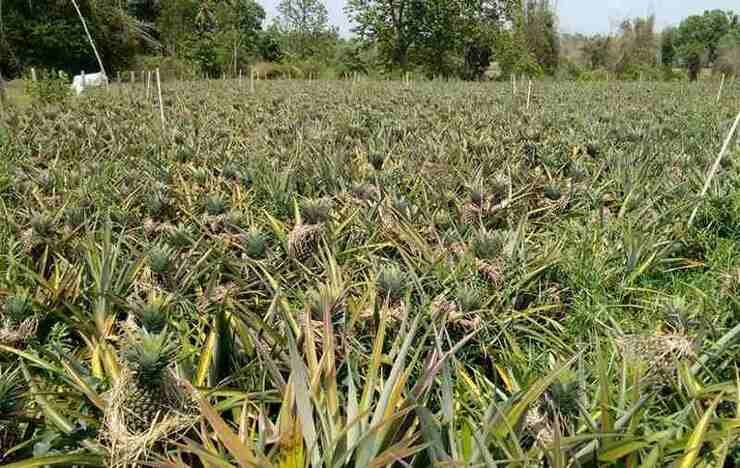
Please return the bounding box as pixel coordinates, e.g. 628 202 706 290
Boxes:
25 70 70 104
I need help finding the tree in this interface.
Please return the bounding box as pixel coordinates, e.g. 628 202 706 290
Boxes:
522 0 559 75
345 0 419 70
581 35 610 69
1 0 147 77
660 27 675 66
157 0 265 75
715 29 740 76
674 10 739 70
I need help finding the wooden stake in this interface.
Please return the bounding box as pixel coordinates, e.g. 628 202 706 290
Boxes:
239 69 242 87
526 79 532 110
689 109 740 227
31 67 37 82
250 69 255 94
717 74 725 104
131 71 135 84
81 70 86 88
146 71 151 101
156 68 165 129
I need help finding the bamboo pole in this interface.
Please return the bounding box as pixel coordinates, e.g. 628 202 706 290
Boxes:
688 109 740 227
156 68 165 129
717 74 725 104
70 0 107 81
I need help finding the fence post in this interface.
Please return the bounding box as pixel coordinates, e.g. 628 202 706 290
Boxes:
146 71 151 101
156 68 165 130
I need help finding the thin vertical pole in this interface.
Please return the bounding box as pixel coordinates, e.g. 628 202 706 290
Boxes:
156 68 165 129
717 74 725 104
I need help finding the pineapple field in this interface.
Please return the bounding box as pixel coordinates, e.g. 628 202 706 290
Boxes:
0 78 739 466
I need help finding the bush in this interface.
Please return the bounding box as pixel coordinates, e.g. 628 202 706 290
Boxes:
25 69 70 104
130 56 198 82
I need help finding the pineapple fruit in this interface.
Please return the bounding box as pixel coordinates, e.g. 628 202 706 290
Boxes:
120 331 179 434
288 198 331 261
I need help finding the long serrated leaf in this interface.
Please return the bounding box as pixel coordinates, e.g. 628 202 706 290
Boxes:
678 393 723 468
2 454 105 467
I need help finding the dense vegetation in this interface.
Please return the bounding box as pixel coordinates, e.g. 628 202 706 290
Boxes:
1 0 737 81
0 78 739 466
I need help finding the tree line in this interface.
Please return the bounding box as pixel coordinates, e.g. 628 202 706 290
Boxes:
0 0 738 81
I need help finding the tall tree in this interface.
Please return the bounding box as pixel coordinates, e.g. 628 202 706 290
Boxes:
522 0 559 75
278 0 329 36
277 0 334 59
674 10 739 68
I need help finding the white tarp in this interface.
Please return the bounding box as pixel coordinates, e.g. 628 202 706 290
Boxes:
71 72 107 95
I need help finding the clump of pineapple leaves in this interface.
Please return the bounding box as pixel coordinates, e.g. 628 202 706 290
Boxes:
0 79 737 466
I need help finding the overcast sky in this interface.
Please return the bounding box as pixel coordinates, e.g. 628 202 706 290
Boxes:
259 0 739 36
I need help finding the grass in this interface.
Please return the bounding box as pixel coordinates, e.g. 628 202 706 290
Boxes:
3 80 33 108
0 78 738 466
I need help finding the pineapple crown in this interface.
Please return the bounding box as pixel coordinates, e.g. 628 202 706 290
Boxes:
377 265 407 303
456 286 482 312
472 230 505 260
167 223 194 249
4 292 34 322
137 293 170 334
123 331 178 385
149 244 174 275
30 212 56 237
205 194 227 216
244 229 268 259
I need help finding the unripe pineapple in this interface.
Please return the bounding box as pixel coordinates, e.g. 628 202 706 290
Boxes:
120 331 179 434
288 223 323 260
288 199 331 260
460 203 481 226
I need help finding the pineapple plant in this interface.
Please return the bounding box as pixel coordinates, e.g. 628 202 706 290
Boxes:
472 230 507 287
0 365 25 462
119 331 181 434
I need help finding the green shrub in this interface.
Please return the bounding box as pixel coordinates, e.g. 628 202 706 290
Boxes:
25 69 69 104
